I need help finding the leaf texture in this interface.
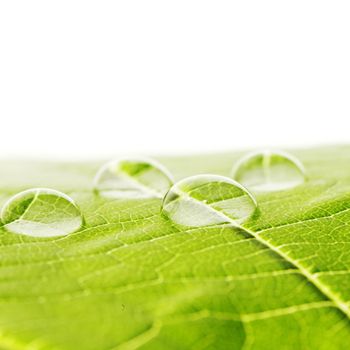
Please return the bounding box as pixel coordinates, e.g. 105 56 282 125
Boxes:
0 147 350 349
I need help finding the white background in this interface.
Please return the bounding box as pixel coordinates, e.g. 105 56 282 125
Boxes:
0 1 349 158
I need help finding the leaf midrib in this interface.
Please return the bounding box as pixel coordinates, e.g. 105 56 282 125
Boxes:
244 226 350 319
176 189 350 320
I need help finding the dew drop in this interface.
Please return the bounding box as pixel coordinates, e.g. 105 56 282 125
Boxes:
232 150 305 192
94 157 174 199
161 174 257 227
0 188 83 237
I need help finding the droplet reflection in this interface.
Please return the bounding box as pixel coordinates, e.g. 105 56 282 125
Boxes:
1 188 83 237
94 157 174 199
162 174 257 227
232 150 305 192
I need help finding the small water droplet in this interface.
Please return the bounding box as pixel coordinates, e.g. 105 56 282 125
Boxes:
162 174 257 227
232 150 305 192
1 188 83 237
94 157 174 199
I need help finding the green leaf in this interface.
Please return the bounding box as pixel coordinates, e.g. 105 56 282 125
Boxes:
1 147 350 349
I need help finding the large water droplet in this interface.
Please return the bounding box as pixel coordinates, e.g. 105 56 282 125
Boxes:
232 150 305 192
162 174 257 227
94 157 174 199
1 188 83 237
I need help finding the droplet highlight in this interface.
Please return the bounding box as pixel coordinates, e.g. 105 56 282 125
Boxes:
162 174 257 227
1 188 83 237
232 150 305 192
94 157 174 199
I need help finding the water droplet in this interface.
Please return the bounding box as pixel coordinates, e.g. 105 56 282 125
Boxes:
232 150 305 192
162 174 257 227
94 157 174 199
1 188 83 237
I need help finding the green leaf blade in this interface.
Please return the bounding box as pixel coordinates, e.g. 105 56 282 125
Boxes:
1 147 350 349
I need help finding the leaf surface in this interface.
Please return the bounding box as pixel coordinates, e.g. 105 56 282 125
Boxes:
1 148 350 349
